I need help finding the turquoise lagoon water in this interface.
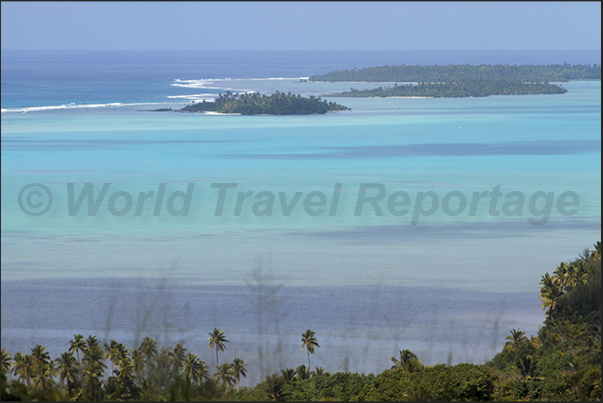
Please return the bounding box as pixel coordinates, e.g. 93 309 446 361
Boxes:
1 51 601 382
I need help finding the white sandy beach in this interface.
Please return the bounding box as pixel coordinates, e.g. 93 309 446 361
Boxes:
202 111 242 115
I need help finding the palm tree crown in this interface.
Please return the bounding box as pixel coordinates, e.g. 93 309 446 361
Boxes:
182 353 209 385
1 349 13 376
168 343 187 370
69 334 87 366
13 353 35 386
138 337 158 363
56 352 79 385
208 328 230 366
390 349 421 372
232 357 248 389
504 329 528 351
301 329 320 376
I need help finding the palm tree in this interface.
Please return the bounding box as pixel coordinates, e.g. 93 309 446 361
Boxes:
215 362 235 399
104 340 122 374
13 352 35 386
390 349 420 372
593 241 601 263
83 338 105 368
208 328 230 366
32 360 56 393
1 349 12 376
31 344 51 373
56 351 79 386
182 352 202 384
300 329 320 377
313 367 326 376
572 261 589 286
504 329 528 351
513 354 537 380
82 336 107 399
264 374 290 401
82 360 105 400
115 356 134 385
539 273 562 312
168 343 187 371
280 368 297 384
295 365 310 380
102 377 125 401
232 357 248 389
131 349 144 374
553 262 575 293
138 337 158 363
69 334 87 366
199 360 211 385
86 335 101 349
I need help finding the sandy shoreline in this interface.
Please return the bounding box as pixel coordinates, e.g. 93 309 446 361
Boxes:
385 96 434 98
202 111 242 115
310 80 417 84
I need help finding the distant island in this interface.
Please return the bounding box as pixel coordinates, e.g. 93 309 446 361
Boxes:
328 80 568 98
174 91 350 115
310 64 602 98
309 63 601 82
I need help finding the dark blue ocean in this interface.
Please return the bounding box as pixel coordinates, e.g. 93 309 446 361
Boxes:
2 49 600 108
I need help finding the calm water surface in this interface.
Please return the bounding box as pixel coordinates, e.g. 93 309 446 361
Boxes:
1 50 600 382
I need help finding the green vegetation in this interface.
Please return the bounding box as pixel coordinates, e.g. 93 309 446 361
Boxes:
208 328 229 367
178 91 350 115
300 329 320 377
314 63 599 98
2 243 600 401
310 63 601 82
329 80 568 98
486 241 601 401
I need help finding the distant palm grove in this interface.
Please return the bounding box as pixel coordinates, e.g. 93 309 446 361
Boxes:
309 63 601 82
1 242 600 401
330 80 568 98
311 63 600 98
179 91 350 115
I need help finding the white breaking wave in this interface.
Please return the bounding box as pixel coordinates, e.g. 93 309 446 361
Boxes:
1 102 164 114
174 77 303 82
167 93 219 99
171 77 304 90
168 90 258 101
171 83 223 90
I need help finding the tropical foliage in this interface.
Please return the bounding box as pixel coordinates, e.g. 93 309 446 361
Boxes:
328 80 568 98
310 63 601 82
300 329 320 377
208 328 229 367
487 242 601 400
390 349 422 372
1 242 600 401
179 91 350 115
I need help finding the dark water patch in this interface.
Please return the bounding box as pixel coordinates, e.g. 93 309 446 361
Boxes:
225 140 600 160
286 219 602 242
1 277 539 335
1 138 245 152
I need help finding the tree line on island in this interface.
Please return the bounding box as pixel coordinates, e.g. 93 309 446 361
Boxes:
310 63 600 98
310 63 601 83
2 242 600 401
330 80 568 98
173 91 350 115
